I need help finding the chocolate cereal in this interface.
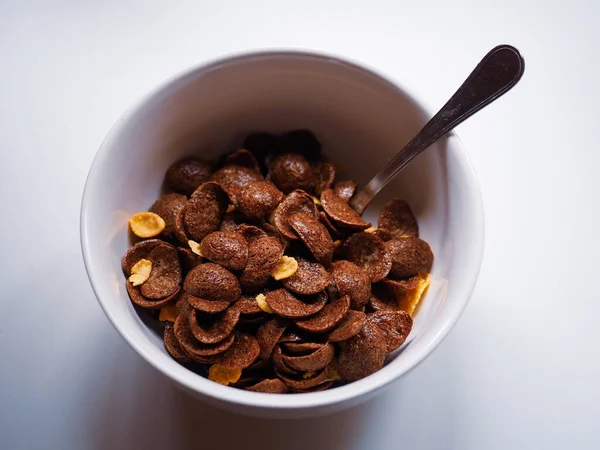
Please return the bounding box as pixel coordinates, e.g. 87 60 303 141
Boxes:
232 181 283 220
289 213 334 267
256 317 289 360
268 153 315 194
184 263 241 303
150 193 187 238
164 322 192 363
270 190 319 240
386 236 434 279
378 199 419 238
327 310 366 342
188 307 240 344
343 232 392 282
265 289 328 319
186 293 230 314
246 378 289 394
126 282 181 310
366 310 413 353
165 157 213 196
240 237 285 293
184 182 229 243
122 239 163 275
333 180 357 202
295 295 350 333
330 260 371 309
320 189 371 230
281 257 329 296
215 332 260 369
338 322 386 382
141 244 182 299
121 128 435 393
211 165 262 194
199 231 248 271
282 342 334 372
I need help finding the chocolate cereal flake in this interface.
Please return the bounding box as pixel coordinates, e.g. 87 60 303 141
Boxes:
236 224 268 244
174 312 235 358
386 237 434 279
188 307 240 344
246 378 289 394
164 322 192 363
199 231 248 271
177 246 202 274
327 310 367 342
186 293 230 314
184 182 229 242
232 181 283 220
333 180 358 202
150 193 187 238
215 332 260 369
183 263 241 303
281 257 330 296
320 189 371 230
265 289 327 319
256 317 289 360
282 342 325 355
276 367 329 390
271 345 302 376
126 282 181 310
343 232 392 282
122 239 163 275
271 190 319 240
289 213 334 267
295 295 350 333
314 160 336 195
240 237 285 293
378 199 419 238
211 165 262 194
330 260 371 309
282 343 334 372
366 310 413 353
232 295 263 315
140 244 182 299
165 158 213 197
268 153 315 194
338 322 386 382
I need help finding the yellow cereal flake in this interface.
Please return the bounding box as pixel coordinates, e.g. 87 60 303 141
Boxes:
272 256 298 280
255 294 274 314
159 303 178 322
188 240 203 256
364 226 378 233
397 273 431 315
226 204 236 213
311 196 322 206
129 212 166 238
333 240 343 248
208 364 242 386
128 259 152 286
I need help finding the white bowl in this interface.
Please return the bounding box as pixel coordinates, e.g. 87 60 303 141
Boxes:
81 50 484 418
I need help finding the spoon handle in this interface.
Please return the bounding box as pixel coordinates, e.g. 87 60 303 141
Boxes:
350 44 525 214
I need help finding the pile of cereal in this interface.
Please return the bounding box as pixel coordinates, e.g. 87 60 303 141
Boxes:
122 130 433 393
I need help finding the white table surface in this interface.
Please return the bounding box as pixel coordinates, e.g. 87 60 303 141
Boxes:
2 1 599 448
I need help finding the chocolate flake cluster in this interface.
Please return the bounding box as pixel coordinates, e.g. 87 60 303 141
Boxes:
121 130 434 393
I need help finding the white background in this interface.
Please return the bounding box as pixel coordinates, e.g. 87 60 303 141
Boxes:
1 0 599 449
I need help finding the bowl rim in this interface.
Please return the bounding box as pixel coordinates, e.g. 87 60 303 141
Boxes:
80 48 485 411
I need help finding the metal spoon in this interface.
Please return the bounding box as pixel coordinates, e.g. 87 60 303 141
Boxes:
349 44 525 214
